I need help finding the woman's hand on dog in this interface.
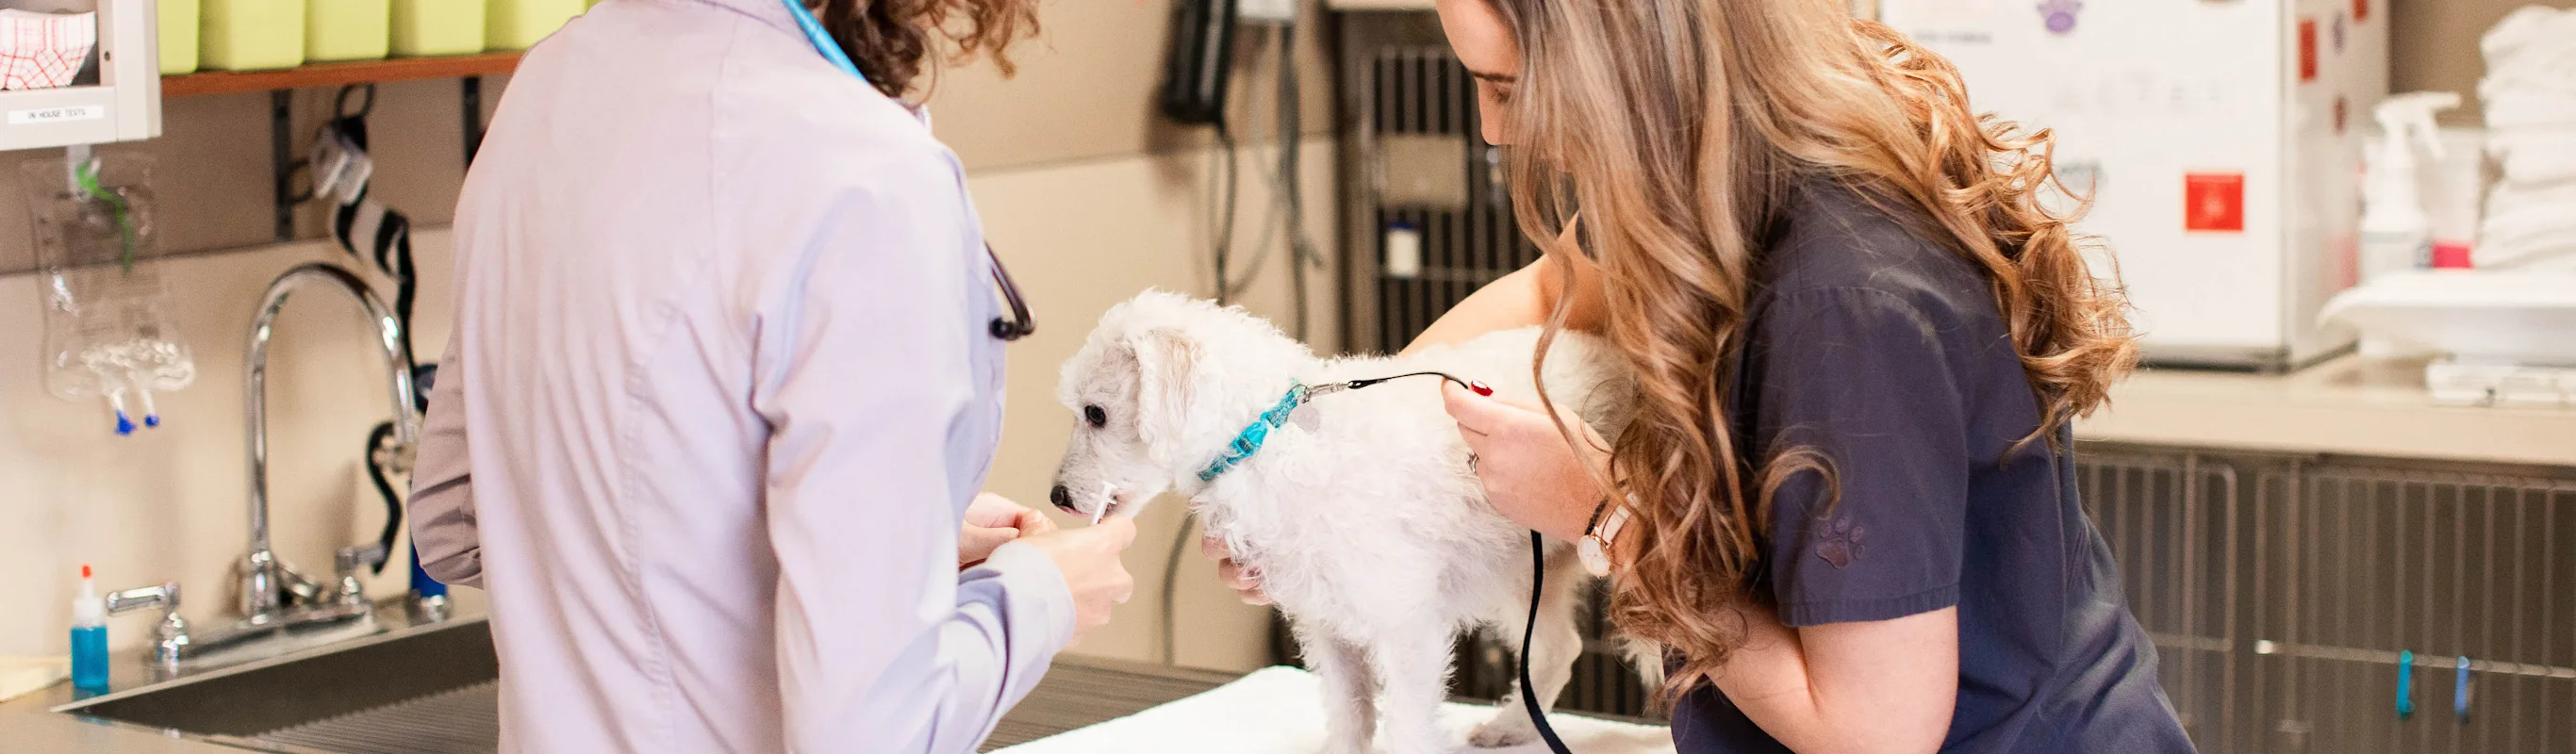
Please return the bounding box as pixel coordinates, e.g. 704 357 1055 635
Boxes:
1020 515 1139 644
1442 382 1610 541
1200 535 1273 606
959 492 1056 569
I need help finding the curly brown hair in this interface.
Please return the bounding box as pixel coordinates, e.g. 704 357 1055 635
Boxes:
1490 0 2138 697
814 0 1041 99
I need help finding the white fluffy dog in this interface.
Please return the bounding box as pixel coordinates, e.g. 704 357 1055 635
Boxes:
1049 291 1642 754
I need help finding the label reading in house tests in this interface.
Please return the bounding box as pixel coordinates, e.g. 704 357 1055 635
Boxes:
9 105 107 125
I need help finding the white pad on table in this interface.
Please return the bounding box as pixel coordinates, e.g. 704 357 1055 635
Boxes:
994 665 1676 754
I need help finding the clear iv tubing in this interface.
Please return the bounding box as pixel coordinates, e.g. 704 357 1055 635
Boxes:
132 368 160 428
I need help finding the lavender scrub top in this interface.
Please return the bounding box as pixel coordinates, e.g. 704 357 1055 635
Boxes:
406 0 1072 749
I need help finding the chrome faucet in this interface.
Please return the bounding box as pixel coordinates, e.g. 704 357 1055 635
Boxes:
103 582 188 672
238 263 421 631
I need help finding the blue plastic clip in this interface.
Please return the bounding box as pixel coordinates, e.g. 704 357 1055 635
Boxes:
2397 650 2416 720
2454 656 2472 723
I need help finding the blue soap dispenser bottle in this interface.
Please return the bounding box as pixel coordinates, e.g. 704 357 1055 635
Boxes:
71 564 108 691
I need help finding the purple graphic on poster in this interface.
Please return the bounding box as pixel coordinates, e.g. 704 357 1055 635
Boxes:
2039 0 2081 35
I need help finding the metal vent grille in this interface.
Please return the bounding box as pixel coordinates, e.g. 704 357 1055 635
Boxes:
1447 581 1662 721
2078 450 2248 751
2251 462 2576 754
1343 38 1540 353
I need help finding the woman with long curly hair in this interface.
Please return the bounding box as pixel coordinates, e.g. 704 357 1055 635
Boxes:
1213 0 2191 750
410 0 1139 750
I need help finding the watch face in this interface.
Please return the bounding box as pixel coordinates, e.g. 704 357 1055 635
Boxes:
1578 537 1610 577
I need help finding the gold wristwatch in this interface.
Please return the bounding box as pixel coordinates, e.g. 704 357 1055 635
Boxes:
1577 497 1630 578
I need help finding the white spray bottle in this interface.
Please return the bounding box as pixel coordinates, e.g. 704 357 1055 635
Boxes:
2360 91 2461 282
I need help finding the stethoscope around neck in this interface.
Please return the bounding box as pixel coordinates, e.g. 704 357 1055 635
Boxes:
779 0 1035 343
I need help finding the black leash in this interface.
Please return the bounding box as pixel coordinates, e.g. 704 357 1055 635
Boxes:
1300 370 1485 402
1521 532 1576 753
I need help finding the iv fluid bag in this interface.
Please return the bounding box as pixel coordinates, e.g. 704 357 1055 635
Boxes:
18 155 195 411
43 267 194 400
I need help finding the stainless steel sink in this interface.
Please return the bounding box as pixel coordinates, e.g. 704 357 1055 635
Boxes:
2 595 1239 753
45 614 500 753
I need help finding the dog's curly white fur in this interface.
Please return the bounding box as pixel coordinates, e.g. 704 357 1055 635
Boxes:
1053 291 1649 754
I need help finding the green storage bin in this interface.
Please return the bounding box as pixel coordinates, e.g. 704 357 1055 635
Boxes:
484 0 577 50
159 0 200 74
391 0 482 56
201 0 304 70
306 0 388 61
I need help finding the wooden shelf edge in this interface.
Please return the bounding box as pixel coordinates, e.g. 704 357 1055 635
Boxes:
162 52 523 98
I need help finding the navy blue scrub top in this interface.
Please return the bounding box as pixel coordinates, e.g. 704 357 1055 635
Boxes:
1667 179 2194 753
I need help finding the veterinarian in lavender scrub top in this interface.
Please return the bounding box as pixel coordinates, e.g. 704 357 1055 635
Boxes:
1210 1 2194 752
405 0 1138 751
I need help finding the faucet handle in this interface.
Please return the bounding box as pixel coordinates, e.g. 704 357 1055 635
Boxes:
105 582 189 670
106 582 178 616
334 545 388 607
107 582 188 639
335 544 388 577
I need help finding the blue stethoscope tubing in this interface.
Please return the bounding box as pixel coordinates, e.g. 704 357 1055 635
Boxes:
779 0 1036 341
781 0 867 80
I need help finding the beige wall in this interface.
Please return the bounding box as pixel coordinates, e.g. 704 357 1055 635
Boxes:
0 0 1340 673
0 137 1332 671
2392 0 2574 127
932 0 1335 172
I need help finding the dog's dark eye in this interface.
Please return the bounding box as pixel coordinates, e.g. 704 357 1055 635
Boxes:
1083 405 1108 428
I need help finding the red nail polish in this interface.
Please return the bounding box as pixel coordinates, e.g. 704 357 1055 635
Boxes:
1469 381 1493 397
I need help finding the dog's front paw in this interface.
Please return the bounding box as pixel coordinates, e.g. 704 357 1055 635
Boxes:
1466 712 1538 748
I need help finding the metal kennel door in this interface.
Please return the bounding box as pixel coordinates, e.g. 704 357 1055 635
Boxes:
1337 14 1538 354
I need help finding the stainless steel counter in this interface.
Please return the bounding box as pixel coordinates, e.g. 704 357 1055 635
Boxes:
2077 355 2576 466
982 656 1241 751
0 626 1243 753
0 711 248 753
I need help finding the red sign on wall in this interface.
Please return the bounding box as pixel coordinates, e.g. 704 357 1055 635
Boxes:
2354 0 2369 23
2185 172 2246 233
2299 19 2320 82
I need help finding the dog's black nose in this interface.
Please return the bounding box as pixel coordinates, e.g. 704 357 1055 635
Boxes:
1049 484 1076 513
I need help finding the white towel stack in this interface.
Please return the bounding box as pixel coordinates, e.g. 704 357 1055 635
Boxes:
2478 6 2576 270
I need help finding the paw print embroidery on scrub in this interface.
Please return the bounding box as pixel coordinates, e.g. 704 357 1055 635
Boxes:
1816 516 1867 569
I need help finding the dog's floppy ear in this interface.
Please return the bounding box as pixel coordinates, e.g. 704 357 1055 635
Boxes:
1130 327 1201 467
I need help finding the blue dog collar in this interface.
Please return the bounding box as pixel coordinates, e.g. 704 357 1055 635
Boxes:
1190 371 1486 485
1196 383 1313 484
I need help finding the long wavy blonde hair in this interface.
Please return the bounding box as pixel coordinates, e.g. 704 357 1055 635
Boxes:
1490 0 2138 694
